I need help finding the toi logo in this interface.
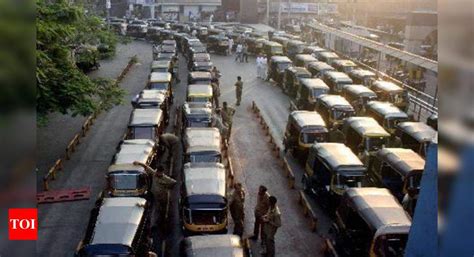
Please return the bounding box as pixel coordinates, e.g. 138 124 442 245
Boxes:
8 208 38 240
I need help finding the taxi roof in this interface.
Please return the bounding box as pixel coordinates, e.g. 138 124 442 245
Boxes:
151 60 171 68
150 72 172 82
325 71 353 83
114 139 155 165
350 69 377 78
184 234 244 257
344 188 412 232
318 94 353 108
372 80 403 92
307 61 335 71
188 84 213 96
377 148 425 175
367 101 408 119
189 71 212 79
184 162 226 197
270 55 292 63
397 122 437 143
343 84 377 97
291 111 327 128
185 127 221 153
129 108 163 127
91 197 147 247
314 143 364 169
345 117 390 137
300 78 330 90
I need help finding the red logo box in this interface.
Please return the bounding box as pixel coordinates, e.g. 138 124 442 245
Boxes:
8 208 38 240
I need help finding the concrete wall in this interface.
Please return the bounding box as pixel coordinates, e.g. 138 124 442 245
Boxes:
240 0 259 23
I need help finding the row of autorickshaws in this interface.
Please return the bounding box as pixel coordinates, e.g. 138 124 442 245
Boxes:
257 30 437 257
75 32 249 257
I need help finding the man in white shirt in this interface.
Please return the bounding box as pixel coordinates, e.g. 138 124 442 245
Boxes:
256 54 262 79
228 38 234 55
261 55 268 80
235 44 243 62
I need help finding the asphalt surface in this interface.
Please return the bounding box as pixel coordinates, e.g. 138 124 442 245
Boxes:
37 40 153 257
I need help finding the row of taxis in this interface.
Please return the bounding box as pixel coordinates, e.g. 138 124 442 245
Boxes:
74 27 248 257
262 29 437 257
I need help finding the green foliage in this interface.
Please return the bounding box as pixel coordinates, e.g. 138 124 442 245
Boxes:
37 0 123 124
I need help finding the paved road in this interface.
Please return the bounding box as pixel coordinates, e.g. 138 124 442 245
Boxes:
37 40 153 257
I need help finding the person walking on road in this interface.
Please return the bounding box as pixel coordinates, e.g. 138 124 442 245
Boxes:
235 43 243 62
159 133 180 167
262 55 268 80
133 162 176 227
211 78 221 108
256 54 263 79
211 66 221 81
261 196 281 257
228 37 234 55
234 76 243 106
242 44 249 63
250 185 270 242
213 108 229 142
229 182 246 237
221 101 236 138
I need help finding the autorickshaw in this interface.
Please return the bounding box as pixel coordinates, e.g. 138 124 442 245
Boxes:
343 116 391 158
303 46 327 57
283 66 312 97
162 39 177 48
366 101 409 134
295 78 330 110
106 139 157 197
150 60 172 73
157 44 177 58
159 29 174 41
272 36 290 54
322 71 354 94
188 71 212 85
182 102 213 129
348 69 377 87
207 35 229 55
367 148 425 203
126 20 148 38
341 84 378 115
182 162 228 234
267 55 292 85
307 61 336 78
286 40 306 61
131 89 169 121
294 54 318 67
316 94 355 128
285 24 301 35
303 143 366 211
184 127 222 163
246 37 266 55
109 18 127 36
208 28 225 36
396 121 437 157
127 109 165 140
370 80 409 111
146 27 162 43
186 84 213 105
197 27 208 41
188 53 211 70
192 61 214 72
331 59 358 73
332 188 411 257
283 111 328 161
263 40 284 59
75 197 154 257
315 51 340 65
148 72 173 103
181 234 249 257
189 45 208 57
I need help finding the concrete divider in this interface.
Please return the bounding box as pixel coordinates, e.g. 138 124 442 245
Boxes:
227 155 235 188
42 159 63 191
65 134 81 160
298 190 318 232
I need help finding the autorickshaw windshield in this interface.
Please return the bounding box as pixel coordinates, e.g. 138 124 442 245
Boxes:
150 82 169 90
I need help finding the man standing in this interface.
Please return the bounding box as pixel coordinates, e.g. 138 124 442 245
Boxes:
262 55 268 80
250 185 270 242
158 133 180 167
221 101 235 138
256 54 262 79
229 182 246 237
212 108 229 142
262 196 281 257
242 44 249 63
234 76 243 106
228 37 234 55
211 78 220 108
133 162 176 227
235 43 243 62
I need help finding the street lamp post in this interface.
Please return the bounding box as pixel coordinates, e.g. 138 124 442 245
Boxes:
277 0 282 29
266 0 270 25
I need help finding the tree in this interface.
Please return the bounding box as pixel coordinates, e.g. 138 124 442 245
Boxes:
37 0 123 125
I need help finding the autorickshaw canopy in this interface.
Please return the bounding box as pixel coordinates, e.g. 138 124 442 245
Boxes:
318 94 354 109
343 84 377 98
372 80 404 93
187 84 213 98
332 59 357 68
270 55 292 64
313 143 364 171
136 89 166 105
185 127 221 154
367 101 408 119
296 54 318 64
150 72 172 83
151 60 171 69
129 108 163 127
189 71 212 80
114 139 155 165
345 117 390 137
307 61 335 72
325 71 353 84
397 122 438 143
291 110 327 129
183 162 226 197
183 234 244 257
300 78 330 91
344 188 412 233
376 148 425 177
349 69 377 79
90 197 147 247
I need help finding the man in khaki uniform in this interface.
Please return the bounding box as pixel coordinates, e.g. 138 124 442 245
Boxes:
262 196 281 257
229 182 246 237
234 76 243 106
329 124 345 143
250 185 270 242
133 162 177 227
159 133 180 167
211 78 221 108
221 101 236 138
